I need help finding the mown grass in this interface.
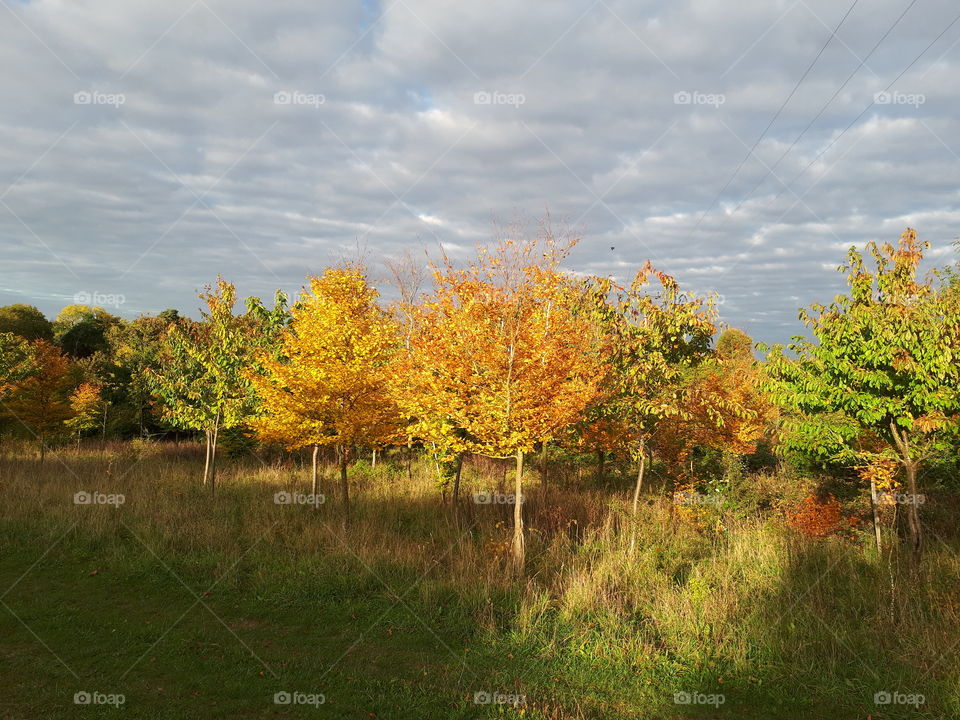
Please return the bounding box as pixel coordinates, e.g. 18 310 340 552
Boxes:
1 441 958 718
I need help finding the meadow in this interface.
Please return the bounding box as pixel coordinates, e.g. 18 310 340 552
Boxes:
2 440 958 719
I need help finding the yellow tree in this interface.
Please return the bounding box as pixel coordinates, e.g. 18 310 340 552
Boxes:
65 382 104 446
248 267 402 511
400 228 606 569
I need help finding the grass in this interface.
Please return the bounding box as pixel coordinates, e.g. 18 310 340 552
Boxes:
1 441 959 718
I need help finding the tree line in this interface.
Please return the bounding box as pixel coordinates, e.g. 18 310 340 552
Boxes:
1 226 958 570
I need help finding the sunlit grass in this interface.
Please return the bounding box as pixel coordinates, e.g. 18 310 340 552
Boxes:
0 441 957 718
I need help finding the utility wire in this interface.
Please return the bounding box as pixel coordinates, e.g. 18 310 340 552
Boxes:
685 0 861 238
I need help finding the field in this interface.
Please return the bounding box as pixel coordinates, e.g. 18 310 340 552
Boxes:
1 442 959 719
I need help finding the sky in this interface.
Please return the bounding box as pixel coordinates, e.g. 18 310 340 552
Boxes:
1 0 959 345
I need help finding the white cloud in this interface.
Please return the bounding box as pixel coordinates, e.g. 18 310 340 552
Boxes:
1 0 958 343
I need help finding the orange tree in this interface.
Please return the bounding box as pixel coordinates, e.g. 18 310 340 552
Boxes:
248 267 402 512
654 328 777 486
2 340 74 461
765 230 960 566
399 232 606 569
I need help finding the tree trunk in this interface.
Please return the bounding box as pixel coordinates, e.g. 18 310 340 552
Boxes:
371 448 376 467
628 450 646 557
904 459 922 567
889 421 922 568
869 475 882 555
597 450 605 480
209 409 221 497
452 453 463 502
203 429 212 486
39 435 46 464
311 443 320 509
511 450 525 572
539 441 548 488
339 446 350 516
406 443 413 480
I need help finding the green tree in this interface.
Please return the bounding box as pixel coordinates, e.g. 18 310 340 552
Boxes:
765 229 960 566
53 305 120 358
148 279 287 493
0 304 53 341
0 333 36 397
108 313 182 437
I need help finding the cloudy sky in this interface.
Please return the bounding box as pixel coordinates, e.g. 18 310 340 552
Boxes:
2 0 959 344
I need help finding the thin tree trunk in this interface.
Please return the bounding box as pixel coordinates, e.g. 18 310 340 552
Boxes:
339 446 350 516
311 443 320 509
39 435 46 464
406 442 412 480
209 409 221 497
539 441 548 488
371 448 376 467
629 450 646 557
512 450 525 571
452 453 463 502
203 428 212 486
869 475 882 555
904 459 922 567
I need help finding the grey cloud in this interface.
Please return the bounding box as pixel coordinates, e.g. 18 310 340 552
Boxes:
1 0 959 342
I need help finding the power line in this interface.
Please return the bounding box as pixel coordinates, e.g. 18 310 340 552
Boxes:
684 0 860 239
772 5 960 203
729 0 920 216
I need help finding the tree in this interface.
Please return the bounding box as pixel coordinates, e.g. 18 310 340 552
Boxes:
248 267 401 512
654 328 776 486
765 229 960 566
0 333 36 398
3 340 74 461
148 279 287 493
0 304 53 341
400 227 606 569
106 313 181 437
64 382 104 446
578 264 717 554
53 305 120 358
